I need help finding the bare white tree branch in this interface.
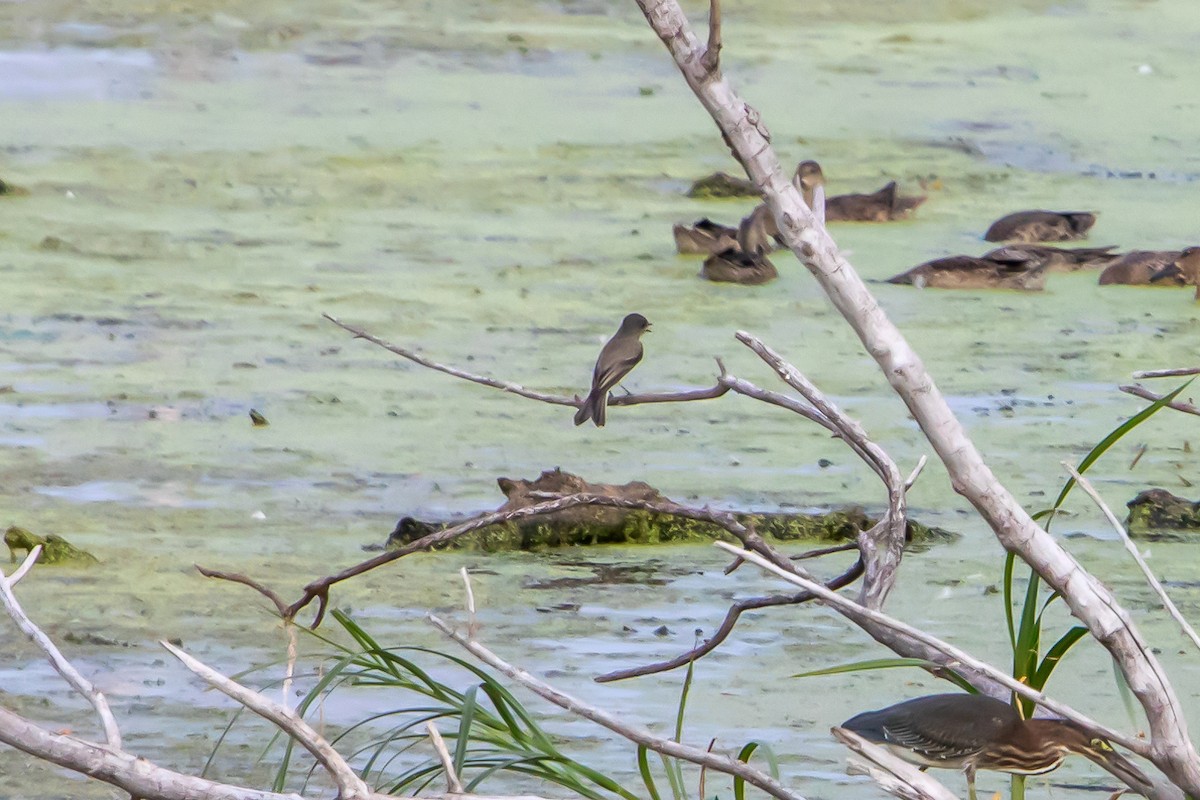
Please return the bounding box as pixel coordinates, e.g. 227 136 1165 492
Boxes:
7 544 41 586
1132 367 1200 379
832 727 959 800
426 721 465 794
160 640 373 800
0 548 122 749
633 0 1199 792
1064 465 1200 655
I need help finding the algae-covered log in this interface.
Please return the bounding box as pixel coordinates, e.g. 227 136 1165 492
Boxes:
686 171 760 199
1125 488 1200 534
5 526 99 565
383 469 955 552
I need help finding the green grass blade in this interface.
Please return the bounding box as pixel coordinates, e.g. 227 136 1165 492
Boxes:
675 659 695 743
638 745 663 800
1003 552 1018 650
454 686 479 774
791 657 977 693
659 750 684 800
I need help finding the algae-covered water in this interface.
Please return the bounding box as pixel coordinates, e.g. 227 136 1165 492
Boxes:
2 0 1200 797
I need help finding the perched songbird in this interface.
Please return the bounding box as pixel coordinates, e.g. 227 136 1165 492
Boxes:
886 247 1050 290
984 210 1096 243
1098 250 1183 285
840 694 1150 800
574 313 652 427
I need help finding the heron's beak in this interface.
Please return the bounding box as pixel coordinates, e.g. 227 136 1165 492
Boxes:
1089 748 1152 796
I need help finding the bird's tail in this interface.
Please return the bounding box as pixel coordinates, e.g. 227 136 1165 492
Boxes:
573 391 606 427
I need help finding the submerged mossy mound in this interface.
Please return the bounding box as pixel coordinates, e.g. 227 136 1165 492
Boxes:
383 468 956 552
685 171 760 199
5 526 98 565
1125 488 1200 535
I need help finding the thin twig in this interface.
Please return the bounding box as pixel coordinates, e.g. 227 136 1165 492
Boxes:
324 313 729 410
0 549 122 749
161 641 372 800
1119 384 1200 417
1132 367 1200 379
904 456 928 491
595 556 863 683
283 622 298 711
699 0 721 73
426 722 465 794
429 615 807 800
7 543 42 586
1064 465 1200 655
461 566 478 639
711 540 1151 759
195 565 289 617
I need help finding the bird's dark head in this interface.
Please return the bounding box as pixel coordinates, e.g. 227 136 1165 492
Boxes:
794 160 825 191
620 313 652 335
1028 721 1150 792
1066 212 1098 233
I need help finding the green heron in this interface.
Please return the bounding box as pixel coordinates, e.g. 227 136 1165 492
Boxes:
840 694 1150 800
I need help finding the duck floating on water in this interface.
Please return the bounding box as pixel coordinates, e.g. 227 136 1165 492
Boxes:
984 210 1096 243
886 246 1050 290
701 247 778 285
1098 250 1184 285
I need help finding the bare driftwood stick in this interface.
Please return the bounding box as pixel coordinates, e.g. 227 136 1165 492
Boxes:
1 548 122 750
1133 367 1200 379
7 543 40 586
633 0 1199 793
426 722 465 794
594 558 863 683
429 614 807 800
832 727 958 800
1065 465 1200 655
1118 384 1200 417
699 0 721 74
161 641 373 800
733 331 907 609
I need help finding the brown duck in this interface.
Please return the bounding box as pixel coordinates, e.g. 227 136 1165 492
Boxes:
701 246 778 285
988 244 1118 272
886 247 1050 290
984 210 1096 243
673 218 739 255
1098 250 1183 285
827 179 925 222
1149 246 1200 286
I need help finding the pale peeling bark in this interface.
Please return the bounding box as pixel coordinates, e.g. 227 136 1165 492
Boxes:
632 0 1200 795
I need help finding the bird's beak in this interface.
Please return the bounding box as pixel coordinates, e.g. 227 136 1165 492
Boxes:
1090 749 1152 795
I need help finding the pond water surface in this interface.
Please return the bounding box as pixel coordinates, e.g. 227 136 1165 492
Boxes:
1 0 1199 798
